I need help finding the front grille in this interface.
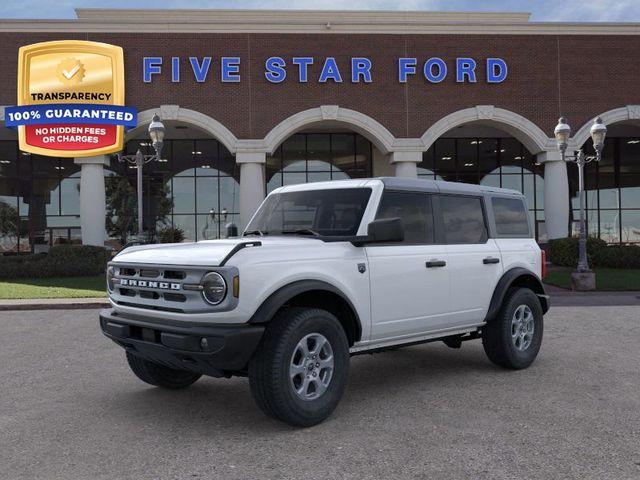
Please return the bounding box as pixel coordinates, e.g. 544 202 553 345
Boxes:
117 266 185 280
139 290 160 300
139 269 160 278
109 262 237 314
164 270 186 280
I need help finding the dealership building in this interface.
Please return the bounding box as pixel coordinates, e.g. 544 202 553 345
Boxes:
1 8 640 252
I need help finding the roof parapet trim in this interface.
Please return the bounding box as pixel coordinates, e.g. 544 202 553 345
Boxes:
73 9 532 24
0 10 639 34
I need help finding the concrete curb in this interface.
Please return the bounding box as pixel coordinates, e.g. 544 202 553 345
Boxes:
0 298 110 311
1 290 639 311
543 284 640 307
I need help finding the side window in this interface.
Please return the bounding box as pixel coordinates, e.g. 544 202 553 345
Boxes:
492 197 530 236
375 191 433 244
440 195 488 244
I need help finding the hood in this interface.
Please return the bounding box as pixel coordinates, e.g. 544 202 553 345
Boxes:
112 236 322 267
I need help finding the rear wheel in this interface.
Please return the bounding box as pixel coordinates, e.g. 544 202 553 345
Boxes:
248 307 350 427
126 352 202 389
482 287 543 369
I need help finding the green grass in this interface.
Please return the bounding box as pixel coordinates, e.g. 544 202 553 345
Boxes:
0 275 107 299
544 268 640 291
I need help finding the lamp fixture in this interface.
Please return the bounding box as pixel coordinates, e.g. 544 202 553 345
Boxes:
116 113 166 238
552 115 607 282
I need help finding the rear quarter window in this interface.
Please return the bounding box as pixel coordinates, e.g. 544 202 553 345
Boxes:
440 195 488 244
492 197 531 236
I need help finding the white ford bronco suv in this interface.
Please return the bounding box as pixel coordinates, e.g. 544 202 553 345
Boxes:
100 177 549 427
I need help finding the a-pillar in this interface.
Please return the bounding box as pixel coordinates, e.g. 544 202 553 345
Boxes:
538 151 569 240
74 155 109 246
390 150 422 178
237 151 266 229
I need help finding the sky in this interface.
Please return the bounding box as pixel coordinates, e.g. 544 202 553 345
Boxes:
0 0 639 22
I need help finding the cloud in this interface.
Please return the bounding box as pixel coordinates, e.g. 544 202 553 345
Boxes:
543 0 640 21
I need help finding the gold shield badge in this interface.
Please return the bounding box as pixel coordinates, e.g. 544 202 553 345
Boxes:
15 40 126 157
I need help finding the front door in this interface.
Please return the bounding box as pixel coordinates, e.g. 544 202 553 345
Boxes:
366 190 451 341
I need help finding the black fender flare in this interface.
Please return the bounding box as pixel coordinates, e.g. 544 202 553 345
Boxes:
248 279 363 341
484 267 550 323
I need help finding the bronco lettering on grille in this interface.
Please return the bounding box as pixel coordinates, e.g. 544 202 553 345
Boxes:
119 278 181 290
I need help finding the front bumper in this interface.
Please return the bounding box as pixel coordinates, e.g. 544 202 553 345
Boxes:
99 308 264 376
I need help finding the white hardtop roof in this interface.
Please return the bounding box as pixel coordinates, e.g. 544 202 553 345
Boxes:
272 177 522 197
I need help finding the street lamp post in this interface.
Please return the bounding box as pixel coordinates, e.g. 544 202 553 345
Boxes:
553 116 607 288
117 114 166 238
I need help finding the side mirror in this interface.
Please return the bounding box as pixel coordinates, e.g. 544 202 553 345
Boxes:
225 222 239 238
365 217 404 244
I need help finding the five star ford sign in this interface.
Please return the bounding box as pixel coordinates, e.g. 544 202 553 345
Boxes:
4 40 137 157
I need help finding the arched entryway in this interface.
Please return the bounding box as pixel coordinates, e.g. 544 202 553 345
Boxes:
419 125 547 241
265 130 375 194
112 118 239 246
262 106 397 195
419 107 555 241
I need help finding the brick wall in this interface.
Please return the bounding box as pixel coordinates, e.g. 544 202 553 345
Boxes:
0 32 638 141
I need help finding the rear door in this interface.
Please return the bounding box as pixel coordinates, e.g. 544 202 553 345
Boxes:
438 194 503 326
489 195 540 276
366 190 452 341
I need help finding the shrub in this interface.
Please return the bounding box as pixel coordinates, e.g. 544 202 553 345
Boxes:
0 245 112 279
548 237 607 267
593 244 640 269
548 237 640 269
157 226 185 244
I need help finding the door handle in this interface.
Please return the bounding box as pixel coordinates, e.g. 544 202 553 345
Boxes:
483 257 500 264
426 260 446 268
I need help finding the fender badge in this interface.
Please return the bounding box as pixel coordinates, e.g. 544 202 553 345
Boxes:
357 263 366 274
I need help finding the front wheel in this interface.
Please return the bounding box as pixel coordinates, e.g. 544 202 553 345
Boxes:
248 307 350 427
482 287 544 369
126 352 202 389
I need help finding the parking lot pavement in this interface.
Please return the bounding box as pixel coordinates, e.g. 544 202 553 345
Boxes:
1 307 639 480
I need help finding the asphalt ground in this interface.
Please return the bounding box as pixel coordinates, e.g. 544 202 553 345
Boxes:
1 306 639 480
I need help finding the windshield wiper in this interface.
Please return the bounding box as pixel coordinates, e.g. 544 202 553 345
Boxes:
243 229 266 236
281 228 321 237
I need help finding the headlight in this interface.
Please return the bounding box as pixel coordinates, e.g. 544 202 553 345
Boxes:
106 266 116 293
201 272 227 305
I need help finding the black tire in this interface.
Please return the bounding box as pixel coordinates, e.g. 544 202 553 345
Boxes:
482 287 544 370
248 307 350 427
125 351 202 389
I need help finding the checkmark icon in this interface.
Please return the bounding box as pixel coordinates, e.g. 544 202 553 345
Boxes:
57 59 84 85
62 64 80 79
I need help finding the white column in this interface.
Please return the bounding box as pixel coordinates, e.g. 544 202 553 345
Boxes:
74 155 109 246
237 151 266 229
538 151 569 240
390 151 422 178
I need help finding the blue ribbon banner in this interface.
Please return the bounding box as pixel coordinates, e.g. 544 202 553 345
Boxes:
4 104 137 128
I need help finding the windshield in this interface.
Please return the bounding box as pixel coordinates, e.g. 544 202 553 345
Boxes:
245 188 372 237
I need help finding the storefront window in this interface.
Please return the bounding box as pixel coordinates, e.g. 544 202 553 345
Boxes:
267 133 373 193
111 138 239 244
569 137 640 244
0 143 83 253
